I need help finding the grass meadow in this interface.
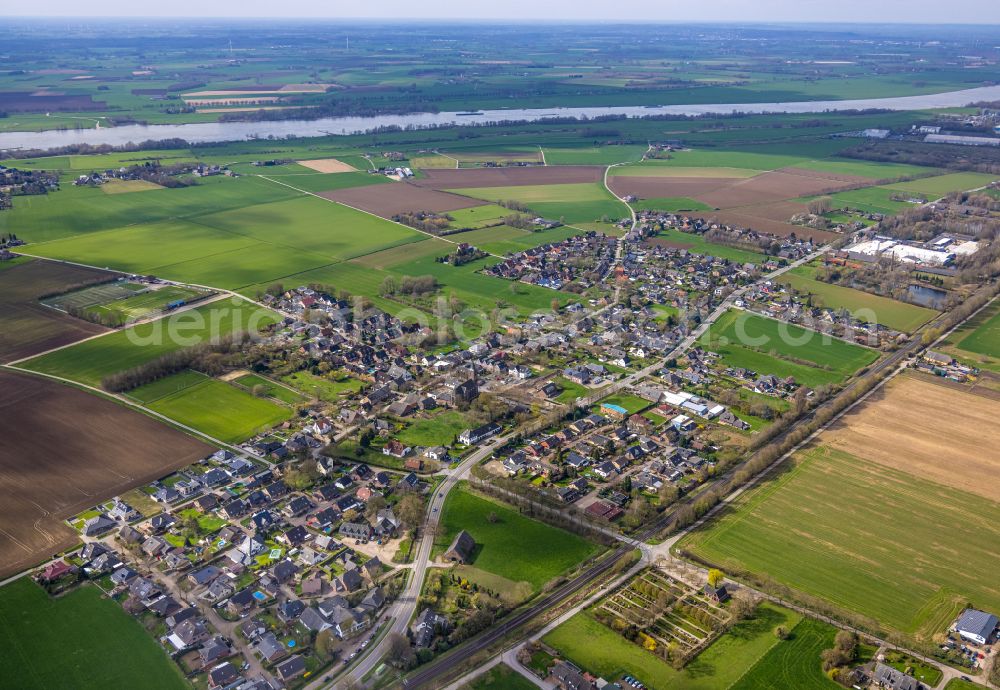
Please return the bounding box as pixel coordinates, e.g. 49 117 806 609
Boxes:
699 310 879 387
652 228 768 263
681 446 1000 640
0 579 187 690
464 663 538 690
447 182 627 224
22 299 279 387
434 483 599 591
141 374 292 443
778 266 937 333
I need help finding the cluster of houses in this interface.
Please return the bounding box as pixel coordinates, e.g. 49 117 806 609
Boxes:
51 442 435 689
0 164 59 209
485 232 618 290
914 350 979 383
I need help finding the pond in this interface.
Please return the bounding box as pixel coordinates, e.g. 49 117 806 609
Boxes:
907 284 948 308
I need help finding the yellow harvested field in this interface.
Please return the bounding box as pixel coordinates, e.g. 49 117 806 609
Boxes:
822 373 1000 502
100 179 163 194
297 158 358 173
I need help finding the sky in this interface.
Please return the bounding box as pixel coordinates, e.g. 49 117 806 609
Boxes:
1 0 998 23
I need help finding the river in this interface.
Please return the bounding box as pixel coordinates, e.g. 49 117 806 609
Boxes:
3 84 1000 151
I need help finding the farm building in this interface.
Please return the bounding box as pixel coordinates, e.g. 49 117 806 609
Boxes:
444 530 476 564
954 608 998 645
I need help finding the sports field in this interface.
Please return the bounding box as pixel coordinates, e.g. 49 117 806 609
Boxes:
778 266 937 333
0 579 188 690
682 445 1000 639
21 298 279 387
543 603 810 690
939 300 1000 372
953 302 1000 358
445 204 510 229
84 286 210 323
233 373 306 404
132 372 293 443
434 483 599 591
699 310 879 387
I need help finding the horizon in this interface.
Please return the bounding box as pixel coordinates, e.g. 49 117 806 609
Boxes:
1 1 999 24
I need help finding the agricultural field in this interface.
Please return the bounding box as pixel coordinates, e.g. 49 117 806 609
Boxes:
823 374 1000 503
447 182 627 225
881 172 998 199
698 310 879 387
21 298 280 387
778 265 938 332
946 300 1000 364
434 483 599 592
631 197 713 213
0 258 113 362
0 370 211 579
0 579 188 690
543 601 809 690
413 166 603 190
542 145 648 166
132 372 293 443
445 204 511 230
320 181 486 219
681 444 1000 640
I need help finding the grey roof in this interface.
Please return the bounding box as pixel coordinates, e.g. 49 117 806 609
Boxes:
956 608 998 639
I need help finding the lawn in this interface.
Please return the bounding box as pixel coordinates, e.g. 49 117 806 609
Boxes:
0 578 187 690
395 410 470 447
599 393 649 414
434 483 599 591
234 373 307 405
554 376 590 404
281 370 364 401
22 299 279 388
144 374 292 443
652 228 768 264
464 663 537 690
728 617 839 690
699 310 879 387
543 603 803 690
681 446 1000 640
778 266 937 333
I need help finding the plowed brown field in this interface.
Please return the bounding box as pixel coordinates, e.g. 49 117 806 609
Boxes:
412 165 603 189
822 373 1000 502
0 370 212 578
319 183 486 218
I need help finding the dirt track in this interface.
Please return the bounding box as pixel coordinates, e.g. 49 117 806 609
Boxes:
0 259 113 362
822 373 1000 502
412 165 604 189
320 182 487 217
0 370 212 579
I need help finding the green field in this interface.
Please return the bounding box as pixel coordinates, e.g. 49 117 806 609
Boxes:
882 172 998 198
699 310 879 386
446 204 511 230
789 158 939 180
395 410 470 447
281 370 365 401
234 373 307 404
954 303 1000 358
653 228 768 263
682 446 1000 639
778 266 937 332
728 618 839 690
139 373 292 443
464 663 538 690
0 579 187 690
22 299 279 387
542 145 649 166
447 183 627 225
125 369 209 403
599 393 649 414
543 604 806 690
821 187 913 215
434 483 599 591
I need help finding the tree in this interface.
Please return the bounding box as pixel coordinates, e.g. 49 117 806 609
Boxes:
486 511 498 524
315 629 338 659
386 632 414 668
397 492 425 531
774 625 789 640
380 275 398 296
364 495 387 521
707 568 724 588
